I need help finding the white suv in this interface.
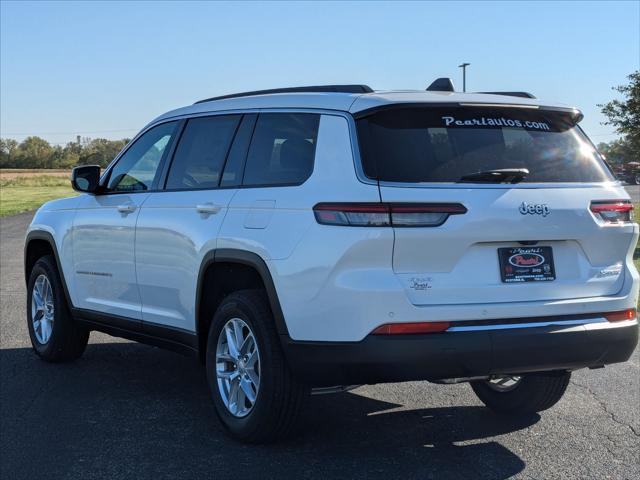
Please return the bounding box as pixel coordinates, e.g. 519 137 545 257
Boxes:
24 82 639 443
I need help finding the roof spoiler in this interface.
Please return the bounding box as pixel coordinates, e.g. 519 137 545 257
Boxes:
194 85 374 104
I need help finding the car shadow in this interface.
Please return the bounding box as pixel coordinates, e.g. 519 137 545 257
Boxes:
0 342 537 480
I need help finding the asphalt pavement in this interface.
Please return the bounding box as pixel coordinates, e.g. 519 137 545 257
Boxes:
1 210 638 480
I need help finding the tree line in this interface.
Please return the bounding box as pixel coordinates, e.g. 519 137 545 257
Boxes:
0 137 130 169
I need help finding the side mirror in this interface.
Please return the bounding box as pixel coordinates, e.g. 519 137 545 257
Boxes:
71 165 101 193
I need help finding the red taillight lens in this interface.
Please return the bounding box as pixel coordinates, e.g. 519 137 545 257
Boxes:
390 203 467 227
590 201 634 224
604 308 636 322
313 203 466 227
313 203 390 226
372 322 450 334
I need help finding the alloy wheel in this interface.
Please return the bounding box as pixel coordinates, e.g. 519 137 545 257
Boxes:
486 375 522 392
215 318 261 417
31 274 54 344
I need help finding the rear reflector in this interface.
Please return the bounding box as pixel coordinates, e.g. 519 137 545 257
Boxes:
590 201 634 224
372 322 450 335
313 203 467 227
604 308 636 322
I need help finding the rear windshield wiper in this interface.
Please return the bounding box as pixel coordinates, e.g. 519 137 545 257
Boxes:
458 168 529 184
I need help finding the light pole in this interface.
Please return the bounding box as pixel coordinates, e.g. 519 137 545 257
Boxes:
458 62 470 92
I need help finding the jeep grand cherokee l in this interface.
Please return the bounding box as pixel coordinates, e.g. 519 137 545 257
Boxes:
24 83 639 443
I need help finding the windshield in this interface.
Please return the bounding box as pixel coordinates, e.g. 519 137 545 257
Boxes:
356 107 613 183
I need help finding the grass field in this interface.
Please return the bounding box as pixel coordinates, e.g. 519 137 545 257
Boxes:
0 168 70 179
0 174 76 217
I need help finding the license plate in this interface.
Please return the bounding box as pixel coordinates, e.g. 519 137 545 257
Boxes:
498 246 555 283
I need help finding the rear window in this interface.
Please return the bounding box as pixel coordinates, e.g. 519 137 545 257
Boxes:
356 107 613 183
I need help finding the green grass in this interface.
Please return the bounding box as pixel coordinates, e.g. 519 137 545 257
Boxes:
0 175 70 188
0 176 76 216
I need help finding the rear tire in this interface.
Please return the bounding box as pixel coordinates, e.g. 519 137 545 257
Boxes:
205 289 309 443
26 255 89 362
471 371 571 414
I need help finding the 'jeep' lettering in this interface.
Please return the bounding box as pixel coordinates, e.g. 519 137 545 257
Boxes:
519 202 550 217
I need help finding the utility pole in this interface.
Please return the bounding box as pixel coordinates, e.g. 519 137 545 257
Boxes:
458 62 470 92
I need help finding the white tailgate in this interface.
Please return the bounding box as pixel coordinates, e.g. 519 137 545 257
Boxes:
380 184 636 305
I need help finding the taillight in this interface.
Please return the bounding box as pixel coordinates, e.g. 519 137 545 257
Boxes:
590 200 634 224
604 308 636 322
390 204 467 227
313 203 467 227
372 322 450 335
313 203 389 227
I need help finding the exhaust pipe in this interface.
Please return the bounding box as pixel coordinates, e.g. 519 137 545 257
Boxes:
430 376 491 385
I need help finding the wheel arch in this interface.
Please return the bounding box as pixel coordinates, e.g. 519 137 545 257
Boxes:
195 249 289 362
24 230 74 309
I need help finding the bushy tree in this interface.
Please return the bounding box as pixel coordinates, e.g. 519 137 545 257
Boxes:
79 138 129 167
597 138 635 165
599 71 640 160
0 138 19 166
15 137 54 168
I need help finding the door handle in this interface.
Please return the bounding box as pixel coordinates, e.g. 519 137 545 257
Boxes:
196 203 222 215
117 204 136 214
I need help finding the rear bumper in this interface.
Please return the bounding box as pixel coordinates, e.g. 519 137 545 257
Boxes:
282 319 638 387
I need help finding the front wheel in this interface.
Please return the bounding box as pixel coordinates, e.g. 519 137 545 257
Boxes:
470 371 571 414
27 255 89 362
205 290 309 443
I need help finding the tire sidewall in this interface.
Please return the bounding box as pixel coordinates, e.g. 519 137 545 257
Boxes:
205 294 277 438
26 257 65 357
471 372 570 413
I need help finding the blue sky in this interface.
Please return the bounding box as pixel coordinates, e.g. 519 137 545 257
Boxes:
1 1 638 145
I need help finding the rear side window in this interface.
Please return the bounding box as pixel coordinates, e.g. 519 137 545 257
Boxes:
356 107 613 183
243 113 320 186
165 115 241 190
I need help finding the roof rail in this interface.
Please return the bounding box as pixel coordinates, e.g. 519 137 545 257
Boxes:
194 85 374 104
480 91 536 99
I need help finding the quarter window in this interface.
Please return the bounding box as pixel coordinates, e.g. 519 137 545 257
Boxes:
165 115 241 190
243 113 320 186
107 121 177 192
